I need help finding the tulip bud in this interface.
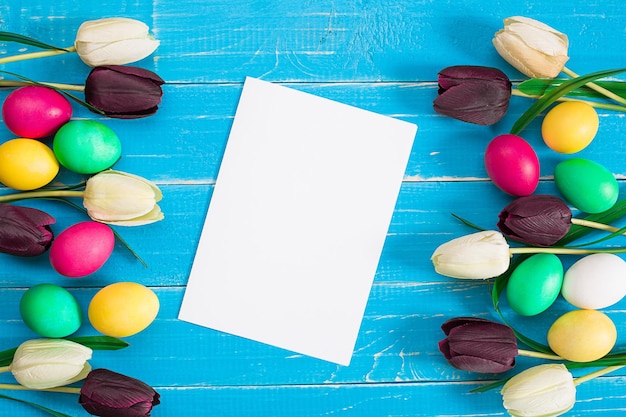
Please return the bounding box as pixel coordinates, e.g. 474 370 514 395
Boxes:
431 230 511 279
83 170 164 226
501 364 576 417
75 17 160 67
493 16 569 78
498 194 572 246
85 65 165 119
9 339 92 389
79 368 160 417
0 203 55 257
434 65 512 125
439 317 518 373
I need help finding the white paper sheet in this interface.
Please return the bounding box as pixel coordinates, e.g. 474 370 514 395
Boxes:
178 77 417 365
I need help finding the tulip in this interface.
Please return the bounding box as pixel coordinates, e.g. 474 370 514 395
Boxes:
85 65 165 119
8 339 92 389
501 364 576 417
431 230 626 279
492 16 569 79
75 18 160 67
434 65 512 125
498 195 626 247
0 204 55 256
79 368 160 417
83 170 164 226
439 317 518 373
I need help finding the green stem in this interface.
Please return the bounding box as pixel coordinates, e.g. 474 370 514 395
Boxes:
573 364 626 386
0 80 84 92
0 190 84 203
571 218 626 235
517 349 562 360
0 383 81 394
509 246 626 255
0 46 75 65
562 66 626 106
511 88 626 112
0 366 9 373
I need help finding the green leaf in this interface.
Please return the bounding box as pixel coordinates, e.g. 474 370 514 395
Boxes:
518 78 626 100
510 68 626 135
0 347 17 367
66 335 130 351
0 393 73 417
0 31 68 51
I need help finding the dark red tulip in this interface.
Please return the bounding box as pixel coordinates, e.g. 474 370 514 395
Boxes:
498 194 572 246
434 65 512 125
79 368 160 417
85 65 165 119
438 317 518 373
0 204 55 256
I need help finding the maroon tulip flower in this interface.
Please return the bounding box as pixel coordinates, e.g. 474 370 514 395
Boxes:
498 194 572 246
438 317 518 373
79 368 160 417
85 65 165 119
434 65 512 125
0 203 55 256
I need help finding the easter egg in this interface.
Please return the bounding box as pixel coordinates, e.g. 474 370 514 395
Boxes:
554 158 618 213
542 102 599 154
484 134 539 196
88 282 159 337
0 138 59 190
561 253 626 309
19 283 82 337
547 309 616 362
53 120 121 174
506 253 563 316
2 86 72 138
49 221 115 278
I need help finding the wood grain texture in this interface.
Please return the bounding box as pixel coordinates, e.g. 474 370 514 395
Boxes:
1 1 626 416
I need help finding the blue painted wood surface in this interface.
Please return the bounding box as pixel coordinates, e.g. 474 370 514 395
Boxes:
1 1 626 416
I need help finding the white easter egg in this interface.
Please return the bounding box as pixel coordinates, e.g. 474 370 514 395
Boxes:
561 253 626 309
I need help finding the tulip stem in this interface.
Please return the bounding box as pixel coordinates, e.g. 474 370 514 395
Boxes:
517 349 562 360
510 246 626 255
0 383 81 394
0 80 85 92
562 66 626 106
510 89 626 112
0 190 84 203
0 366 9 373
571 218 626 235
573 364 626 386
0 46 76 65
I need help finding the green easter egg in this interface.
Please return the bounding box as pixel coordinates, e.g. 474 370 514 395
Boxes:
53 120 121 174
554 158 618 213
506 253 563 316
19 283 82 337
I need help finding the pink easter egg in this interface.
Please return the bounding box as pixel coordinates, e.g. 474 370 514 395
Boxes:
2 86 72 138
484 134 540 196
49 221 115 278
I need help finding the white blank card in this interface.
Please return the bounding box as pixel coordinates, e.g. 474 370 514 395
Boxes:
179 77 417 365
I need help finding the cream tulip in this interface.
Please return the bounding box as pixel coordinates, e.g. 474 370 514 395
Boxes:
9 339 92 389
493 16 569 78
75 17 160 67
501 364 576 417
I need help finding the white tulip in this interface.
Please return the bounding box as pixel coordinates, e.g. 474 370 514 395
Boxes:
493 16 569 78
75 17 160 67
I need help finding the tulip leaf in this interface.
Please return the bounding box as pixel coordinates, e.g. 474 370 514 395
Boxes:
0 393 73 417
0 31 69 51
510 68 626 135
0 347 16 367
67 335 130 351
517 78 626 100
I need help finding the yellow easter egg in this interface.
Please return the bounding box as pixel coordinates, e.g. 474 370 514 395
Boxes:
88 282 159 337
541 101 599 154
0 138 59 190
547 309 616 362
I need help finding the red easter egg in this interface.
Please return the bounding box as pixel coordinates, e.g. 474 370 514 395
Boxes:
484 134 540 196
2 86 72 138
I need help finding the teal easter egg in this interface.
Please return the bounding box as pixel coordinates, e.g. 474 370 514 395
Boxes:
506 253 563 316
19 283 82 337
554 158 618 213
53 120 121 174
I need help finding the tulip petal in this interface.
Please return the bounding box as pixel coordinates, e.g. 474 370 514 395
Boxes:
434 81 511 125
0 204 55 256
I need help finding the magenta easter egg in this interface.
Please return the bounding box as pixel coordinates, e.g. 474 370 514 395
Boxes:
49 221 115 278
484 134 539 196
2 86 72 138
